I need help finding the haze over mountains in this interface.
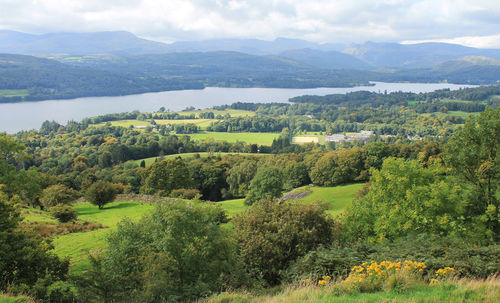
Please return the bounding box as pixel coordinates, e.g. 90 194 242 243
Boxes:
2 30 500 70
0 30 499 102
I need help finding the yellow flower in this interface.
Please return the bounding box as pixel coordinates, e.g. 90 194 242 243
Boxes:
318 280 327 286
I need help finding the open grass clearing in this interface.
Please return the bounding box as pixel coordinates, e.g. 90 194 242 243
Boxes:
154 118 215 129
178 109 255 118
51 201 154 274
218 183 365 219
190 131 279 145
287 183 364 216
98 119 151 128
292 136 319 144
0 89 29 98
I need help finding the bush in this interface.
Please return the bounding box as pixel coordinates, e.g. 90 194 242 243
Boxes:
85 181 117 209
78 200 241 302
244 167 284 205
286 235 500 282
39 184 78 209
169 188 200 200
49 204 77 223
233 199 336 285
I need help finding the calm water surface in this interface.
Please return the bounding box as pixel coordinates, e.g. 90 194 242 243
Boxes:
0 82 476 133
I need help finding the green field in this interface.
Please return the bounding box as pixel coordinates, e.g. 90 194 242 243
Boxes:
98 119 150 128
218 183 365 218
51 201 154 273
179 109 255 118
0 89 29 98
294 183 365 215
190 131 280 145
422 110 478 120
154 118 215 128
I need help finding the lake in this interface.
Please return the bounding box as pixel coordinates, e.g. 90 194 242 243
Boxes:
0 82 476 133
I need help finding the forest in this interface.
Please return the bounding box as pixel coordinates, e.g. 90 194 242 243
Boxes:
0 84 499 302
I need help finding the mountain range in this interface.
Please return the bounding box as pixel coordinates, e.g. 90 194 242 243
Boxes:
0 30 499 102
2 30 500 71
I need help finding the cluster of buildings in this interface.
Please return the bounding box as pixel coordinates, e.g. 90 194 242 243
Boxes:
324 130 375 143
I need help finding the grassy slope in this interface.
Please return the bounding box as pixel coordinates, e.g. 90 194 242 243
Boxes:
218 183 364 218
294 183 364 216
0 89 29 97
207 279 500 303
190 131 279 145
51 201 154 274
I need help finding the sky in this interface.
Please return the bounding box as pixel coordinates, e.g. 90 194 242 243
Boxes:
1 0 499 48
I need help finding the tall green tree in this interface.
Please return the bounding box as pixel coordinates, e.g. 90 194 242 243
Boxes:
140 158 193 196
245 167 283 205
445 107 500 239
344 157 465 242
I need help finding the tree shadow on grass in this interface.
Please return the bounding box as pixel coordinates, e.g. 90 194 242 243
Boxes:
77 202 138 215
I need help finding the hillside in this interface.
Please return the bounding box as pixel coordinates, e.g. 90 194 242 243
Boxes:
280 48 372 70
0 30 171 55
344 41 500 68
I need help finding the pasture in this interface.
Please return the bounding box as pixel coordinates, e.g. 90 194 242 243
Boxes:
190 131 280 145
292 136 320 144
50 201 154 274
0 89 29 98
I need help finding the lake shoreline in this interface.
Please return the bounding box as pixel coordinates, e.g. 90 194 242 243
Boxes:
0 82 478 133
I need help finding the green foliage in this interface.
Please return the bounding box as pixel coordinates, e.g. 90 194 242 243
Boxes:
245 167 284 205
79 200 238 302
445 106 500 240
49 204 78 223
40 184 78 209
344 157 465 242
233 199 336 285
140 158 193 196
288 235 500 282
168 188 200 200
226 159 258 198
310 148 367 186
0 197 69 295
84 181 117 209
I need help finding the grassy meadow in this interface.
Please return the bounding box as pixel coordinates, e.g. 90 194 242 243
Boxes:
206 278 500 303
34 201 155 274
0 89 29 98
190 131 280 145
218 183 365 218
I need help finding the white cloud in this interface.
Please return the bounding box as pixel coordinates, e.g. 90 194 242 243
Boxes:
0 0 498 46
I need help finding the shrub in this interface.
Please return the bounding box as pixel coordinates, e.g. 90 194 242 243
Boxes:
39 184 78 209
244 167 284 205
233 199 336 285
79 200 241 302
169 188 200 200
85 181 117 209
287 235 499 282
49 204 77 223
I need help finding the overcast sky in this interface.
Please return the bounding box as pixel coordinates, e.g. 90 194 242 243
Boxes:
1 0 499 47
